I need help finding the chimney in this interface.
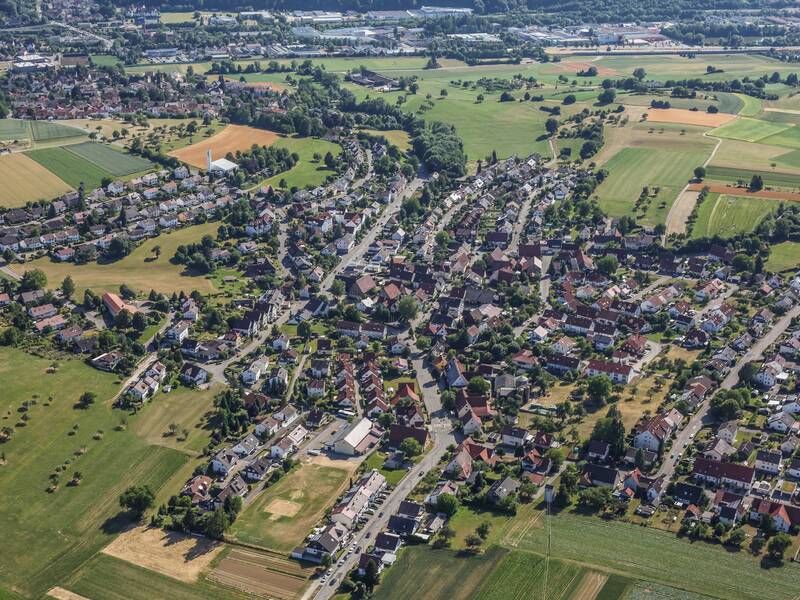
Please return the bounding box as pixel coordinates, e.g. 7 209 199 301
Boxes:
206 148 212 171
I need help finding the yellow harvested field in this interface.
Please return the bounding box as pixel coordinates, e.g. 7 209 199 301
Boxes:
47 588 90 600
0 152 73 207
169 124 279 167
647 108 737 127
101 525 223 583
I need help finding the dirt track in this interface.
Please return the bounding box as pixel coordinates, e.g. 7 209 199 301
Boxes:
687 182 800 201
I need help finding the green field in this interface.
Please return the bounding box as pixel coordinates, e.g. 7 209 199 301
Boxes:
734 93 763 117
0 347 191 598
90 54 123 67
65 141 153 176
260 136 341 190
232 462 351 552
704 165 800 189
0 118 31 140
710 117 790 142
517 512 800 600
472 551 585 600
758 124 800 150
691 194 781 238
26 146 111 190
29 120 87 142
28 221 223 296
597 575 636 600
63 554 250 600
374 546 507 600
766 241 800 272
595 145 711 225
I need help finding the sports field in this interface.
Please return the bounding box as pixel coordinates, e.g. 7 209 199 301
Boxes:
0 347 190 598
64 142 153 176
26 147 113 190
691 194 781 238
231 459 354 552
0 152 73 207
595 145 711 226
27 221 222 296
169 124 279 167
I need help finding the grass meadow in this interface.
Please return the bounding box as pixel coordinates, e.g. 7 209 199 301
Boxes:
594 146 710 226
691 194 781 239
0 347 190 598
27 221 222 296
766 241 800 272
517 512 800 600
260 136 341 190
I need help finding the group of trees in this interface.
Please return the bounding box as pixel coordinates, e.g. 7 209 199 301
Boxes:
411 121 467 177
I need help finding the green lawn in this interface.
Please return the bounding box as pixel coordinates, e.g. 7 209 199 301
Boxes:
27 221 222 296
709 117 790 142
63 554 251 600
232 462 352 552
64 141 153 176
361 451 407 487
260 136 341 190
90 54 123 67
26 146 112 190
595 146 711 225
448 505 510 550
0 347 190 598
691 194 781 239
766 241 800 272
516 512 800 600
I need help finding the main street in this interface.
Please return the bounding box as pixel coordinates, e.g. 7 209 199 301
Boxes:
658 304 800 481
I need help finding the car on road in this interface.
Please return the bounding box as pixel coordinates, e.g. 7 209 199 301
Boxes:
378 511 384 517
365 532 371 538
330 579 337 587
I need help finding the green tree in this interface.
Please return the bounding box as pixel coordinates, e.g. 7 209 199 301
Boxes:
596 255 619 276
694 166 706 180
400 437 422 457
20 269 47 291
749 174 764 191
115 309 133 330
77 391 97 408
397 296 418 322
545 118 559 136
767 533 791 561
468 376 490 395
598 88 616 104
436 493 459 517
633 67 647 81
132 311 148 332
297 321 312 340
331 279 345 296
587 375 612 405
119 485 155 519
61 275 75 299
204 507 230 539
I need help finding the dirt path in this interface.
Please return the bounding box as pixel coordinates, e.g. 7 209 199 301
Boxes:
570 572 608 600
686 182 800 201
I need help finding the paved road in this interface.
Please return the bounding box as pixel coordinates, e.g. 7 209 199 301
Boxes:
508 193 534 255
658 304 800 481
321 177 422 291
51 20 113 50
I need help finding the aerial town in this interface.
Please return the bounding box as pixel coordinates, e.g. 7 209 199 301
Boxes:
3 1 800 599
